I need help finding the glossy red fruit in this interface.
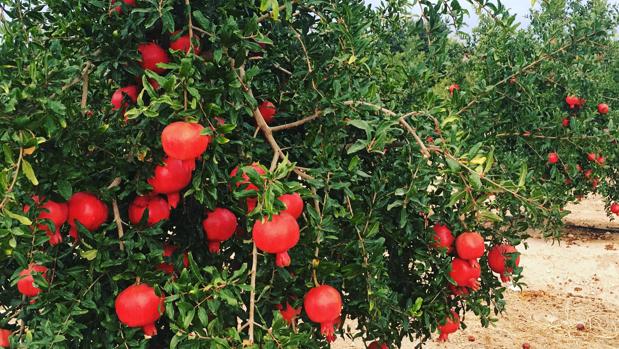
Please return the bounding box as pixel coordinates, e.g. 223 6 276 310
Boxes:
111 85 138 112
547 152 559 164
161 122 210 161
230 163 267 192
611 203 619 215
449 258 481 291
115 283 165 336
438 310 460 341
488 244 520 282
128 194 170 226
584 169 593 178
253 213 300 267
111 0 136 13
276 302 302 325
258 101 277 124
565 95 579 109
587 153 597 162
147 157 194 208
202 208 237 253
17 264 48 298
278 193 304 219
432 223 454 253
455 232 484 260
597 156 605 165
36 199 68 246
448 84 460 96
170 31 200 54
368 341 389 349
163 244 177 257
138 43 169 74
67 192 108 240
0 328 10 348
304 285 342 343
561 118 570 127
597 103 609 114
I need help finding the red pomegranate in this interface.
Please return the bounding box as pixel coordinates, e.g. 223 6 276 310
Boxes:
128 194 170 226
115 283 165 336
278 193 304 219
0 329 9 348
304 285 342 343
561 118 570 127
455 231 484 260
138 43 169 74
157 244 178 275
547 152 559 164
432 223 454 253
449 258 481 291
36 199 68 246
587 153 597 162
448 84 460 96
276 302 302 325
67 192 108 240
597 103 609 114
597 156 605 165
202 208 238 253
368 341 389 349
111 0 136 13
437 310 460 341
258 101 276 124
17 264 48 298
611 203 619 215
170 31 200 54
147 157 194 208
488 244 520 282
565 95 579 109
252 213 300 267
111 85 138 112
163 243 177 257
584 169 593 178
161 121 210 161
156 263 174 275
230 163 267 192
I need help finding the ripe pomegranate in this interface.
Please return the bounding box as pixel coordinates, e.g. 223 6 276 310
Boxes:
229 163 267 192
368 341 389 349
170 31 200 54
565 95 579 109
610 203 619 215
147 157 194 208
253 213 300 267
584 169 593 178
576 164 583 172
115 283 165 336
0 329 9 348
437 310 460 341
161 121 210 162
67 192 108 240
488 244 520 282
258 101 277 124
597 156 605 165
304 285 342 343
597 103 609 114
432 223 454 253
587 153 597 162
276 302 302 325
138 43 169 74
128 194 170 226
449 258 481 291
561 118 570 127
202 208 237 253
111 0 136 13
111 85 138 113
592 177 599 189
455 231 484 260
448 84 460 96
36 199 68 246
163 243 177 257
547 152 559 164
278 193 304 219
17 264 48 298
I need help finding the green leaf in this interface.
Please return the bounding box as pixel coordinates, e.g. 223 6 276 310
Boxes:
21 159 38 185
57 180 72 200
80 249 98 261
518 163 528 188
4 208 32 225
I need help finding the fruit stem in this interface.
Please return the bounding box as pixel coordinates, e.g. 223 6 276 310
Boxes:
312 269 319 287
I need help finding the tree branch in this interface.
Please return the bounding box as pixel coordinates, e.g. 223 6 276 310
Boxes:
0 147 23 210
270 110 322 132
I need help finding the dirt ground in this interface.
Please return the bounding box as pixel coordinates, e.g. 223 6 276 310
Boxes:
334 196 619 349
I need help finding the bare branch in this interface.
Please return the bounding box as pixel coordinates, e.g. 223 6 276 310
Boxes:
270 110 322 132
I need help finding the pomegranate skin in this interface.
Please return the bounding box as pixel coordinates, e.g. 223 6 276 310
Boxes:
111 85 138 111
278 193 304 219
455 232 485 260
67 192 108 240
565 95 579 109
448 84 460 96
488 244 520 282
252 213 300 267
449 258 481 291
147 157 194 208
115 283 165 336
229 163 267 192
128 195 170 226
432 223 454 253
170 32 200 54
276 302 302 325
368 341 389 349
548 152 559 164
304 285 343 343
258 101 277 124
611 203 619 215
36 199 68 246
138 43 169 74
111 0 136 13
597 103 609 114
17 264 48 298
161 121 210 161
0 328 9 348
438 311 460 341
202 208 237 253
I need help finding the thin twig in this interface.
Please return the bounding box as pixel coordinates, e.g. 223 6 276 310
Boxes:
0 146 24 210
112 199 124 251
80 62 92 111
270 110 322 132
257 1 296 23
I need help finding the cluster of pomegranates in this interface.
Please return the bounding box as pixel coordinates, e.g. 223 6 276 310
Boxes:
431 224 520 341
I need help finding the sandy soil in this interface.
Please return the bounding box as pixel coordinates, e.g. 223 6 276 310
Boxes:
334 196 619 349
